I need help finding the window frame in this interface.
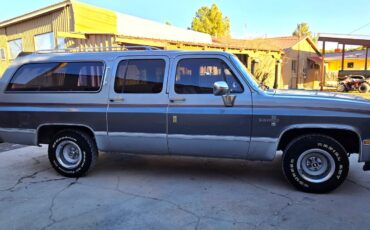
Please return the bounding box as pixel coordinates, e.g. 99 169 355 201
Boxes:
5 61 106 94
8 38 23 60
114 58 167 94
173 57 244 95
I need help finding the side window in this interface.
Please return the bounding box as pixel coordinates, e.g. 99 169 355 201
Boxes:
114 59 165 94
8 39 23 59
34 32 55 51
0 48 5 60
7 62 104 92
175 58 244 94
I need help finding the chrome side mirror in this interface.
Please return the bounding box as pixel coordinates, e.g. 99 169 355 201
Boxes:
213 81 229 96
213 81 236 107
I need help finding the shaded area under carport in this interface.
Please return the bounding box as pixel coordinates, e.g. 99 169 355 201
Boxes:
318 33 370 90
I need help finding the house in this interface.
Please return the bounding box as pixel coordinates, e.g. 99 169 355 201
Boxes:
258 36 322 89
0 0 282 77
324 49 370 82
214 36 322 89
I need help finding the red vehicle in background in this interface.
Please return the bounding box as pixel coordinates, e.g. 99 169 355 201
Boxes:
337 75 370 93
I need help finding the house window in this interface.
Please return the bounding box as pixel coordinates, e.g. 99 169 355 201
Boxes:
347 62 354 68
8 39 23 59
0 48 5 60
57 37 65 49
34 32 55 51
291 60 297 73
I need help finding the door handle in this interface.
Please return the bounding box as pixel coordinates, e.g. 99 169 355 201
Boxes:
109 97 124 102
169 97 186 103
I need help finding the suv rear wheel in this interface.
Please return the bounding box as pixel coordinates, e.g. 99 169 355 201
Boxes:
48 129 98 177
282 134 349 193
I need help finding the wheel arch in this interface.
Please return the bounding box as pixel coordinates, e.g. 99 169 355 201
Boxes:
277 125 361 155
36 123 96 145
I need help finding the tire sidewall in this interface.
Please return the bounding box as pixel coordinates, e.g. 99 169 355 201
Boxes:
48 131 92 177
337 84 346 92
283 135 349 193
359 83 369 93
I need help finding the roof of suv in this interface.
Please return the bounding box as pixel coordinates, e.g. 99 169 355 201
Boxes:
14 50 233 65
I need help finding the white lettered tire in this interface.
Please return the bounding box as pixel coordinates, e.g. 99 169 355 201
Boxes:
48 129 98 177
282 134 349 193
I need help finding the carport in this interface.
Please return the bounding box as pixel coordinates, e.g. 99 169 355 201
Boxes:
318 33 370 90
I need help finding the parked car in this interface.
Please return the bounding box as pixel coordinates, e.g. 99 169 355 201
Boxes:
337 75 370 93
0 48 369 193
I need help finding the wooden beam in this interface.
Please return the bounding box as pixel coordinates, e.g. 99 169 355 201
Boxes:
57 32 86 39
365 47 369 71
321 41 326 91
115 37 166 47
341 44 345 71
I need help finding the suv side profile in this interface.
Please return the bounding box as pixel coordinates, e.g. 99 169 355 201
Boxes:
0 49 369 193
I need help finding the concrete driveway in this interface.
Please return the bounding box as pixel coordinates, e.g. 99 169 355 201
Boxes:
0 145 369 230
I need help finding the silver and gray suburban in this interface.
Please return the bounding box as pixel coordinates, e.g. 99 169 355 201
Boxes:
1 49 369 193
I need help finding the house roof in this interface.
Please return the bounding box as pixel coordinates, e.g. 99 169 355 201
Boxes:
0 0 213 44
324 49 370 60
0 0 71 28
114 35 281 53
214 36 321 55
319 33 370 46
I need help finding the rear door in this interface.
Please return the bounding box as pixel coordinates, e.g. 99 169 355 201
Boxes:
167 54 253 158
106 56 169 154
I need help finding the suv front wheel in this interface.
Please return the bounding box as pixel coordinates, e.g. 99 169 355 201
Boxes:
48 129 98 177
282 134 349 193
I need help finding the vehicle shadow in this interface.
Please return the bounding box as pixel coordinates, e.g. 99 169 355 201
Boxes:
86 151 369 195
91 151 290 189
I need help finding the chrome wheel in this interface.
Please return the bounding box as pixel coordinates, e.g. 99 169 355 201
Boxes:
297 149 336 183
55 140 82 169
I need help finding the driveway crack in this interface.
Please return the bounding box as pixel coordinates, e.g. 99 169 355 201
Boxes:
40 178 79 230
0 167 51 192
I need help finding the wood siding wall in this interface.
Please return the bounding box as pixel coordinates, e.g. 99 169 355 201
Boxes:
5 7 72 51
0 6 72 76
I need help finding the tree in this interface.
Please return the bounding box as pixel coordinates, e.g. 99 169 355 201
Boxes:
191 4 230 38
253 56 275 87
165 21 172 26
292 22 312 38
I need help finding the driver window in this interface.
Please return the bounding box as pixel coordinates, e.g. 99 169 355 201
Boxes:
175 58 243 94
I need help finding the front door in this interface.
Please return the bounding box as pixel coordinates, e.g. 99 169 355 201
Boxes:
167 55 253 158
107 56 169 154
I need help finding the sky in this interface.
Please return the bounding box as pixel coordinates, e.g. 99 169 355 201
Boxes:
1 0 370 40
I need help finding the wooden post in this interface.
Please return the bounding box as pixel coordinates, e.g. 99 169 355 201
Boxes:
341 44 345 71
274 61 279 89
365 47 369 71
321 41 326 91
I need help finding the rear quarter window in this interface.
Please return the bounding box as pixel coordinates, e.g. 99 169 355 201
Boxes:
6 62 105 92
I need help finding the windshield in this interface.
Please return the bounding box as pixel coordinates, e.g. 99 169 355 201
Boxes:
230 55 261 90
